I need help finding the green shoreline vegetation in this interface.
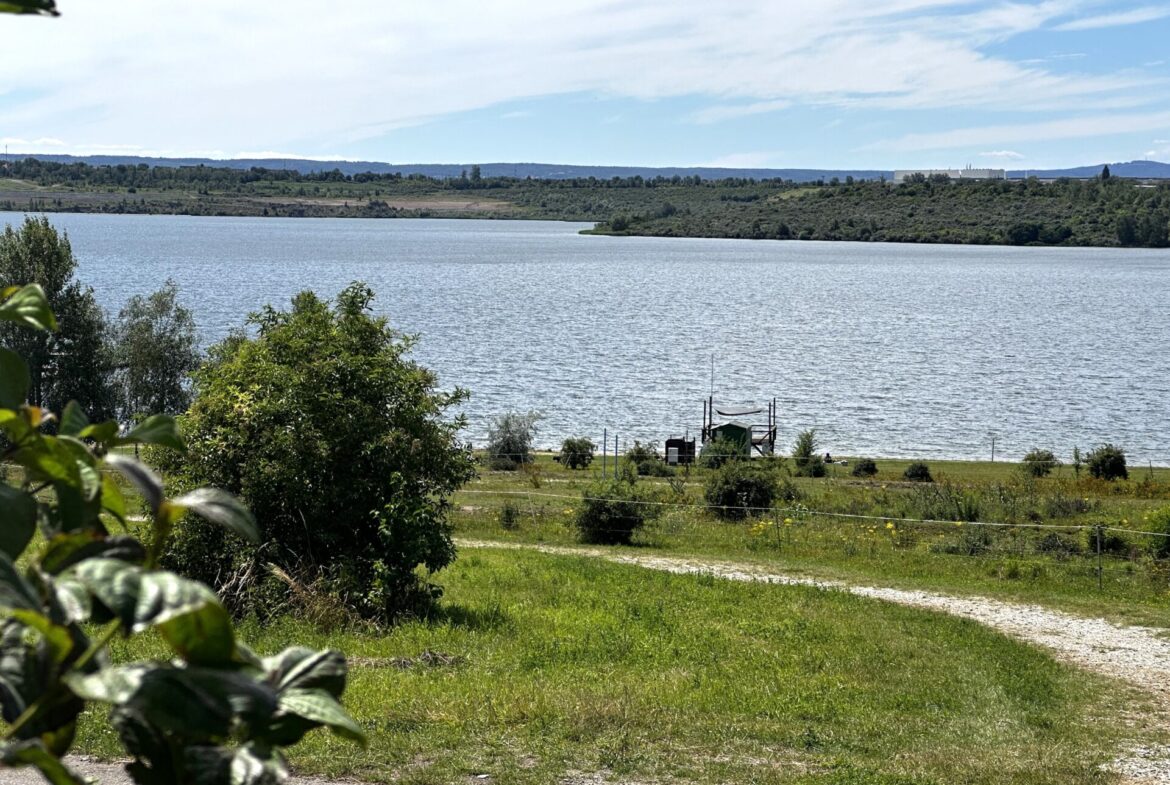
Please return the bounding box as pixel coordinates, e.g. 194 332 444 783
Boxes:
2 158 1169 248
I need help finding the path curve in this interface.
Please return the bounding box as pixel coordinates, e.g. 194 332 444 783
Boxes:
461 539 1170 783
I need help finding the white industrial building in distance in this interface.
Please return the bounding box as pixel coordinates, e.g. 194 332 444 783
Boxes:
893 166 1006 184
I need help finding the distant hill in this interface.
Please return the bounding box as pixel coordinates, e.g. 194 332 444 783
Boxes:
1007 160 1170 179
4 153 1168 182
0 153 892 182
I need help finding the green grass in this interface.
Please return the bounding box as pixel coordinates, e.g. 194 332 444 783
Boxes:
75 548 1155 784
453 454 1170 627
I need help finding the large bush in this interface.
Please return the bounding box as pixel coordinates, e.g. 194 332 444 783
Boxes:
1021 448 1059 478
0 283 362 784
903 462 933 482
161 283 475 620
486 411 541 470
700 434 742 469
851 458 878 478
575 479 649 544
558 436 595 469
705 460 779 521
1086 443 1127 481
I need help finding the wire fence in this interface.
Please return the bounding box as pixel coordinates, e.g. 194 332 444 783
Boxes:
451 487 1170 595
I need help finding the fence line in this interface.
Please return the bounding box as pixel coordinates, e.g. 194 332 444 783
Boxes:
457 489 1170 539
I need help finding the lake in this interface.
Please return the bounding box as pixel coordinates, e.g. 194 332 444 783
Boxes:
4 212 1168 465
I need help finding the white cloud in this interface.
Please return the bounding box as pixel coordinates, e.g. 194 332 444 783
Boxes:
690 100 790 125
867 111 1170 152
980 150 1025 160
1055 5 1170 30
0 0 1161 155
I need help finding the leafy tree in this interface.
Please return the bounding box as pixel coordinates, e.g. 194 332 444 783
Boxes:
558 436 595 469
486 411 541 470
161 283 475 620
0 217 115 420
112 279 200 423
1100 164 1111 180
1086 443 1127 481
0 283 362 784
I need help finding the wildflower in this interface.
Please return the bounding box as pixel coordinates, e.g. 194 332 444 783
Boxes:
954 522 963 527
885 522 894 530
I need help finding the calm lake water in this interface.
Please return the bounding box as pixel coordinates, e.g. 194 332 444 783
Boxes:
5 212 1169 464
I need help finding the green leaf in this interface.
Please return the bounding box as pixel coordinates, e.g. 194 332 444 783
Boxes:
0 740 87 785
104 454 164 515
265 647 347 696
9 609 74 666
0 284 57 331
52 578 91 624
172 488 260 545
0 552 41 611
0 347 30 409
70 557 143 627
100 473 127 525
137 572 234 665
70 560 234 662
183 743 290 785
118 414 185 452
40 532 145 575
0 484 37 561
78 419 119 446
58 401 88 437
277 688 366 746
68 665 278 740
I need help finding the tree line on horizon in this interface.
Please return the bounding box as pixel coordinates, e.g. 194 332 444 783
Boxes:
3 157 1169 248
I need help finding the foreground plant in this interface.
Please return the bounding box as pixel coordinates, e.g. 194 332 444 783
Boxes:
0 284 364 784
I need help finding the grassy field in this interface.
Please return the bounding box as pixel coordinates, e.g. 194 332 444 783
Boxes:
451 454 1170 627
75 547 1156 784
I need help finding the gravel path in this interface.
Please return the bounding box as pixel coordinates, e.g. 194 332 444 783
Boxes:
7 541 1167 784
461 539 1170 783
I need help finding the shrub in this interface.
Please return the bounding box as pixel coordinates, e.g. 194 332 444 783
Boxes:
0 284 363 784
487 411 541 470
852 458 878 478
705 461 779 521
559 436 595 469
576 480 649 544
160 283 476 621
792 428 826 477
1147 507 1170 559
625 440 674 476
904 462 933 482
700 434 743 469
1021 448 1059 478
1086 443 1128 481
499 500 521 530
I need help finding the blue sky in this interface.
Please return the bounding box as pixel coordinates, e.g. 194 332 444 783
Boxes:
1 1 1169 170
